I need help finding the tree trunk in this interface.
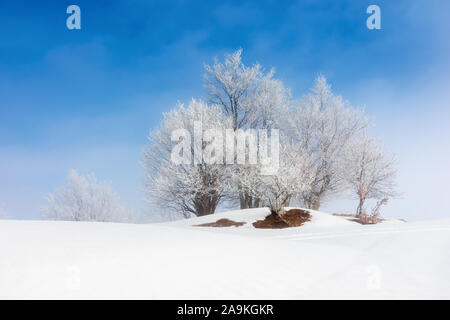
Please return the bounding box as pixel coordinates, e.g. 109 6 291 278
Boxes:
356 197 365 216
239 190 261 209
303 194 320 211
239 191 248 209
194 193 219 216
312 198 320 211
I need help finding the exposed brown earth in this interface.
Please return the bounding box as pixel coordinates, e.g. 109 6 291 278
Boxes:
195 218 246 227
253 209 311 229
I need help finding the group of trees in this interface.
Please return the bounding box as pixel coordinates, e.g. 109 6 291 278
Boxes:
143 49 397 218
41 49 396 222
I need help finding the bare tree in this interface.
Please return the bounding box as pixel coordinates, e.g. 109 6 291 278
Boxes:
42 170 135 222
344 135 397 216
287 76 368 210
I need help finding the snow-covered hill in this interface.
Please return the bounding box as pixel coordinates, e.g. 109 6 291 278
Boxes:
1 208 449 299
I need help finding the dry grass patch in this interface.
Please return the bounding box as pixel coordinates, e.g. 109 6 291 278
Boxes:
352 214 384 225
195 218 246 228
333 213 384 225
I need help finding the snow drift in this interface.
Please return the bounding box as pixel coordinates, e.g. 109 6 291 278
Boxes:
1 208 449 299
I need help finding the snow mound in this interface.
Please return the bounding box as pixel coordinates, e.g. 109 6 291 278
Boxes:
1 209 449 299
166 207 355 228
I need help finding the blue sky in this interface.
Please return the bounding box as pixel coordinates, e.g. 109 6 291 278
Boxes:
1 0 449 221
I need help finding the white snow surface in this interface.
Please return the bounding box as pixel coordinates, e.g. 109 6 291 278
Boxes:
1 208 449 299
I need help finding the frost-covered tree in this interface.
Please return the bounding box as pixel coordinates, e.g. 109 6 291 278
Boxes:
344 135 397 216
204 49 289 208
238 137 313 215
42 170 135 222
204 49 289 130
287 76 368 210
143 99 232 217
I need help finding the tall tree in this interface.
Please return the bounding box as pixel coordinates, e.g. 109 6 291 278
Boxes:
287 76 368 210
204 49 289 209
143 99 231 217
